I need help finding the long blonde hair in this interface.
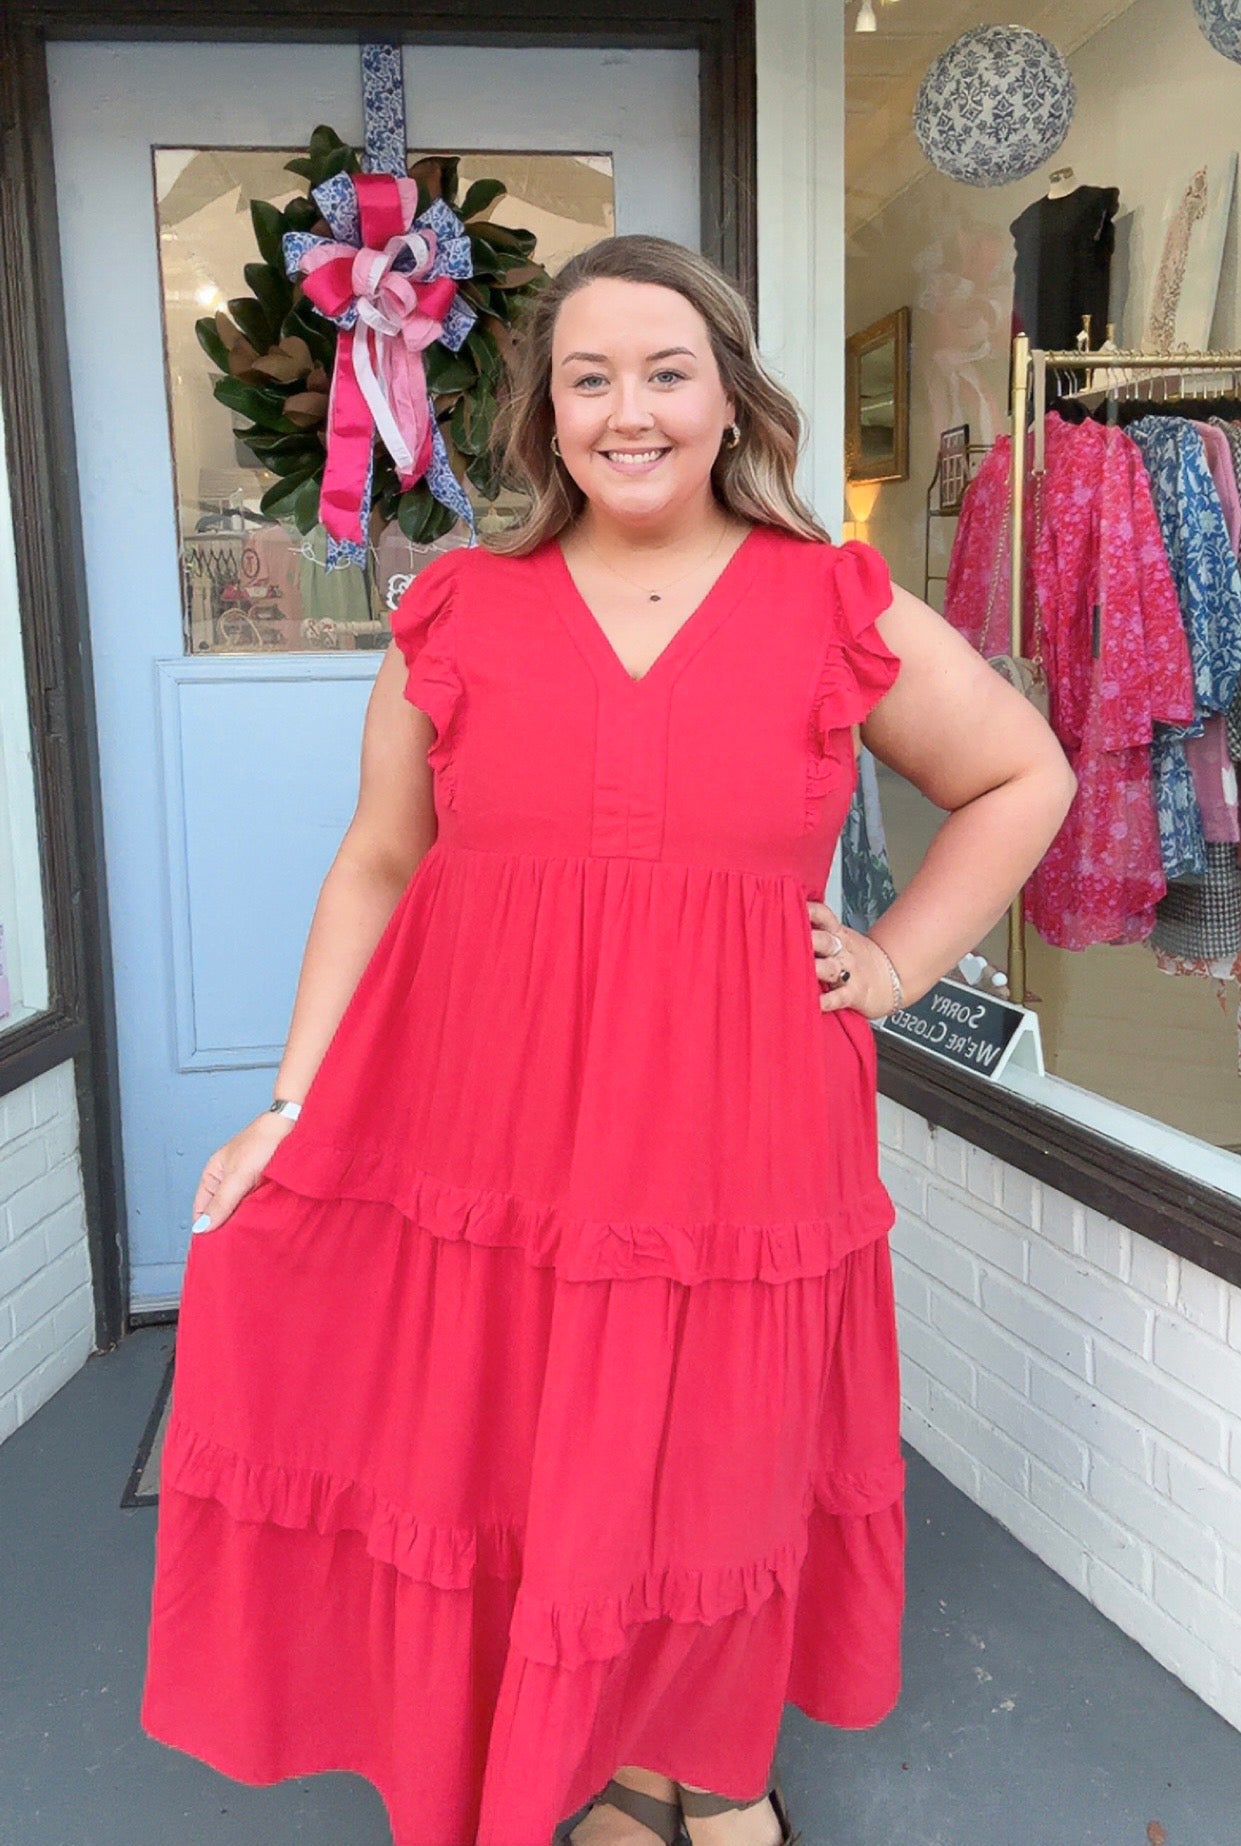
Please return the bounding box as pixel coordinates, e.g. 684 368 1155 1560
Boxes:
485 235 832 554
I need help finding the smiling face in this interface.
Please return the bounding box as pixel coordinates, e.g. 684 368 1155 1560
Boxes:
548 277 736 536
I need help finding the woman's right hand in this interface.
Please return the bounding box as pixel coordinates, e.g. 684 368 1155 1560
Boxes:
190 1111 298 1235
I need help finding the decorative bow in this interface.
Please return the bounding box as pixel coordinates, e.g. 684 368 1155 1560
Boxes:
283 173 476 558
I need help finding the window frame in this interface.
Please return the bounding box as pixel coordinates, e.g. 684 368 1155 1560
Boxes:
878 1037 1241 1289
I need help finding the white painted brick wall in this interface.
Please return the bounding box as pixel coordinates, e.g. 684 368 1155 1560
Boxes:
0 1060 94 1446
881 1096 1241 1735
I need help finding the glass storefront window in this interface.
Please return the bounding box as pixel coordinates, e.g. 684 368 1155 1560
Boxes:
845 3 1241 1196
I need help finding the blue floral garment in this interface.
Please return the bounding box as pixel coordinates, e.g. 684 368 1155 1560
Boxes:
1128 417 1241 882
841 746 896 934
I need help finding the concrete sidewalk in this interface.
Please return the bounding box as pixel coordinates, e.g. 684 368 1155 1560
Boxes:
2 1324 1238 1845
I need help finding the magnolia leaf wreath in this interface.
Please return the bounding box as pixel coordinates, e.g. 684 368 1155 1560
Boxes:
195 127 549 549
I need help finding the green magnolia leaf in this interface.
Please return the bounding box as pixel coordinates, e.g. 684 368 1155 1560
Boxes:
439 157 460 206
450 386 498 459
283 195 321 232
460 177 506 222
213 376 290 429
309 124 347 157
266 444 323 478
448 396 476 457
233 429 272 469
491 261 545 292
261 431 324 460
475 220 529 253
250 200 288 274
423 497 460 544
496 271 549 325
459 279 497 316
464 327 504 386
376 482 402 523
195 316 230 373
233 429 309 459
490 245 542 275
397 483 459 545
465 447 503 500
466 232 504 277
371 448 399 493
284 157 317 181
283 296 336 357
259 465 317 518
227 296 275 353
245 262 293 329
472 389 499 449
424 346 477 394
233 430 283 456
292 475 322 535
318 143 358 184
397 483 436 542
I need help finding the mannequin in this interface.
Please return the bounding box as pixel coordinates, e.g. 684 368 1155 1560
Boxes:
1010 171 1121 406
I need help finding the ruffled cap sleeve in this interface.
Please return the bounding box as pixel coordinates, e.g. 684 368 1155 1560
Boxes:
389 551 463 743
388 550 465 805
812 539 901 740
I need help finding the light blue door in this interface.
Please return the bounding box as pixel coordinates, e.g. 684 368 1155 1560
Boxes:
47 39 700 1309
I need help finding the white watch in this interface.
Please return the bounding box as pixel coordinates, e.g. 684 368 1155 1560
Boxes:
268 1098 302 1121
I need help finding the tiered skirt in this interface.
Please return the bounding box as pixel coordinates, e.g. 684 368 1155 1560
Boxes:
140 841 906 1845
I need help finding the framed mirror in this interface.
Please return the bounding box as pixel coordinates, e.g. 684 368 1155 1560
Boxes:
845 306 910 484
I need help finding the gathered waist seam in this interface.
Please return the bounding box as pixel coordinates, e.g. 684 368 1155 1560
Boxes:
424 836 813 888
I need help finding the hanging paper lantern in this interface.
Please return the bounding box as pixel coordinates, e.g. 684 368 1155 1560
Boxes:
913 26 1076 187
1193 0 1241 63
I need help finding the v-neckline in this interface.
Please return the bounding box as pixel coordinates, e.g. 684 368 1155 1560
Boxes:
545 524 763 692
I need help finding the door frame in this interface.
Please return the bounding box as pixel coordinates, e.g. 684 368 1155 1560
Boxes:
0 2 759 1342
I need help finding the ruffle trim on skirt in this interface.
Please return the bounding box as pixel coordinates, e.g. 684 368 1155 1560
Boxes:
163 1422 524 1588
510 1535 808 1670
161 1422 904 1674
260 1134 896 1284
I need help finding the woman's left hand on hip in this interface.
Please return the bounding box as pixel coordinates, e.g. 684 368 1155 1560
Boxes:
808 900 892 1020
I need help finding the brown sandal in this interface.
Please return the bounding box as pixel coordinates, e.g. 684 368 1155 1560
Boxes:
676 1778 803 1846
569 1778 690 1845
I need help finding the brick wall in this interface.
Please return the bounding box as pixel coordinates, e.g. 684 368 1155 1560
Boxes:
882 1096 1241 1731
0 1060 94 1444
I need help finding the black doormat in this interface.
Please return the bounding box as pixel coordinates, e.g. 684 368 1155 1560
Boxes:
120 1347 175 1509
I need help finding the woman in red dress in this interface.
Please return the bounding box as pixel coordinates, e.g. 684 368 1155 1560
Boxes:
140 236 1074 1846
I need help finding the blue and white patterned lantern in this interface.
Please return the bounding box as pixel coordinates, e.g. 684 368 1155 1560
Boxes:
913 26 1076 188
1193 0 1241 63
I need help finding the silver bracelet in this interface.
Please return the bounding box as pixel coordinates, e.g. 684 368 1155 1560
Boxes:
269 1098 302 1121
868 939 904 1015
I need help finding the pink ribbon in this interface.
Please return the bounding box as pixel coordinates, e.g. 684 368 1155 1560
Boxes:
297 174 461 545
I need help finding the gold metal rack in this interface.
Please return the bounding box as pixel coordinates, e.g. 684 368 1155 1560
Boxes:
1006 334 1241 1003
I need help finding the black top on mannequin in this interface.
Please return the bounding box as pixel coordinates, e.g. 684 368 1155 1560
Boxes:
1010 178 1121 410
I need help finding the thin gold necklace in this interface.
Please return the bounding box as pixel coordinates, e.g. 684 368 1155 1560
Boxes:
579 519 732 603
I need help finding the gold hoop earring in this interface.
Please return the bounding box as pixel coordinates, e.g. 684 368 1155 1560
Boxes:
551 433 562 459
723 423 741 450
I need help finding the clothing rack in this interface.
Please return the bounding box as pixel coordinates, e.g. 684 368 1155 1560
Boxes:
1005 334 1241 1003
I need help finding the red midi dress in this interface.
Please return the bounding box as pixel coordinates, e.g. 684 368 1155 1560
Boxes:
140 523 907 1846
